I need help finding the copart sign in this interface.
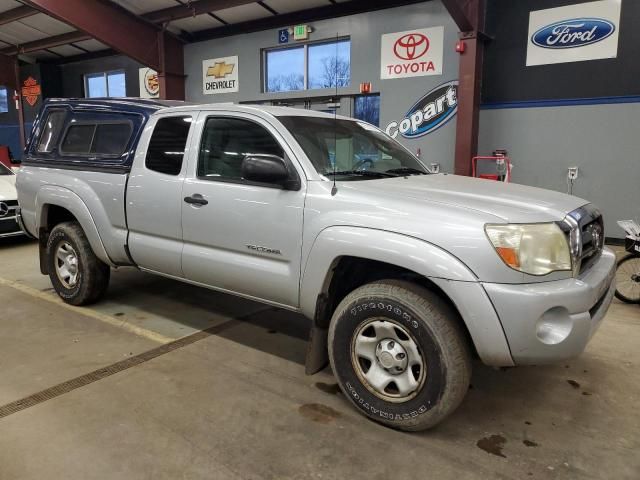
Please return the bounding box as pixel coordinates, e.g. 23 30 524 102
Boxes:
380 27 444 79
526 0 620 66
385 81 458 139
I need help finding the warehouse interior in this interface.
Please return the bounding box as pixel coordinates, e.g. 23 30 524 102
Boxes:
0 1 638 479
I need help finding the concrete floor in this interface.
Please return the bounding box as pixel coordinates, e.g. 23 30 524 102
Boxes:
0 237 638 480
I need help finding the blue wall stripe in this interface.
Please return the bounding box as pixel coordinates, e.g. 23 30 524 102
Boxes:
481 95 640 110
0 123 33 160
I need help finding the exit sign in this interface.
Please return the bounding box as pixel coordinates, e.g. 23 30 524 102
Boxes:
293 24 309 40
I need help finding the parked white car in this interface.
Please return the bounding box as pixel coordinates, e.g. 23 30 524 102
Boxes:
0 163 22 238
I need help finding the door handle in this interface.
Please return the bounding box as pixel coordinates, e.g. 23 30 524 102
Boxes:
184 194 208 206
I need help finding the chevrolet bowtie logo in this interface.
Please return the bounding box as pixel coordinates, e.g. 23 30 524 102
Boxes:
206 62 235 78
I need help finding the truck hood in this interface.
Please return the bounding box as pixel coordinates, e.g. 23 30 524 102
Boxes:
340 174 587 223
0 175 16 201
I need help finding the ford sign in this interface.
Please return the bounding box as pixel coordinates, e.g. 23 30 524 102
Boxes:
531 18 615 49
385 80 458 139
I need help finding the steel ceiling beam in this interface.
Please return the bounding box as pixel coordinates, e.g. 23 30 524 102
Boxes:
0 31 91 55
0 5 38 25
20 0 185 99
191 0 427 41
142 0 258 24
21 0 173 71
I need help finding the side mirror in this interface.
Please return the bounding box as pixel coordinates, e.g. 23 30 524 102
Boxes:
241 154 299 190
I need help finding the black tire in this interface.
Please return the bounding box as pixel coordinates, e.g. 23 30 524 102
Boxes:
614 254 640 304
328 280 471 431
46 221 110 306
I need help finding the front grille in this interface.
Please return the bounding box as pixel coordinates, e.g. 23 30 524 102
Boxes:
0 199 18 219
0 218 20 235
0 200 19 235
566 205 604 275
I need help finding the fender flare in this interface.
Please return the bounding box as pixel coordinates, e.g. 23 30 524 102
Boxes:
36 186 114 267
300 226 478 318
300 226 514 372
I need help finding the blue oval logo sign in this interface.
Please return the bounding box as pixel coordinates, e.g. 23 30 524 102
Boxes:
385 80 458 139
531 18 615 49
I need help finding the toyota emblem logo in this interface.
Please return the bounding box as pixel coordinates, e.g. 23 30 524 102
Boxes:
393 33 430 60
0 202 8 218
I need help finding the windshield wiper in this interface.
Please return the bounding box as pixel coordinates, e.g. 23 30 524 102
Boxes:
385 167 428 176
325 170 398 178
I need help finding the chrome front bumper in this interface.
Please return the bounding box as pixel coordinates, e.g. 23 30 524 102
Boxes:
482 248 616 365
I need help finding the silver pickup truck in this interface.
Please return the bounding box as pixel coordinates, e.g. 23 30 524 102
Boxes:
16 98 616 431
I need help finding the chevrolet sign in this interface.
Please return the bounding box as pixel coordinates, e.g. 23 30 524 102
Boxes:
202 55 239 95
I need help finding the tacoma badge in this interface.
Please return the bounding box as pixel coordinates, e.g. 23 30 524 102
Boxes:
246 244 282 255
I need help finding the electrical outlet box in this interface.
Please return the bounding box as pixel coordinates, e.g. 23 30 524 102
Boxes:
567 167 579 180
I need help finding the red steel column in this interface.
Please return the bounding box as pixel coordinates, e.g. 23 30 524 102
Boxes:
157 28 186 100
442 0 486 176
1 54 24 150
454 30 483 176
13 59 25 150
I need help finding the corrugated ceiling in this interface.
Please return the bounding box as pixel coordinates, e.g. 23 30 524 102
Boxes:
0 0 356 60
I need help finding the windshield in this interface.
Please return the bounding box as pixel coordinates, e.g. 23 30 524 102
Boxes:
278 116 428 179
0 163 14 175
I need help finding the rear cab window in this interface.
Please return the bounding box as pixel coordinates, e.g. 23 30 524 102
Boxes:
145 116 193 175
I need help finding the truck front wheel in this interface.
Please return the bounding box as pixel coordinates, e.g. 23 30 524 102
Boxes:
328 280 471 431
46 221 110 306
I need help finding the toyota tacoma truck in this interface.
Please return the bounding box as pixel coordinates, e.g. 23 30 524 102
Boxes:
16 98 615 431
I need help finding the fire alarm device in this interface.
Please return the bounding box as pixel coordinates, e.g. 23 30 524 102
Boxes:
359 82 372 94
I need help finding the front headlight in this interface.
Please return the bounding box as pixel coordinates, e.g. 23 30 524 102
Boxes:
485 223 572 275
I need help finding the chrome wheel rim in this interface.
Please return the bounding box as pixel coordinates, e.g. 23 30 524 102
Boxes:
616 256 640 301
55 242 79 288
351 318 426 403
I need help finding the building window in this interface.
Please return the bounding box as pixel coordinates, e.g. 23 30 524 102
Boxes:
266 47 304 93
264 38 350 93
0 87 8 113
354 94 381 127
84 70 126 98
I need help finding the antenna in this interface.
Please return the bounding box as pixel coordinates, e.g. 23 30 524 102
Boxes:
331 32 339 196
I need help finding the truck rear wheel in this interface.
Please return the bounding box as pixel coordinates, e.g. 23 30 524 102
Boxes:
328 280 471 431
46 221 110 306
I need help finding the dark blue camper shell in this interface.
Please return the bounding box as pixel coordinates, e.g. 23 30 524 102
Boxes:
24 98 185 173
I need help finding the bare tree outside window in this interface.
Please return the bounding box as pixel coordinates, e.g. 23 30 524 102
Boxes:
308 40 351 90
316 56 351 89
265 40 351 93
268 73 304 93
355 95 380 127
266 47 305 93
